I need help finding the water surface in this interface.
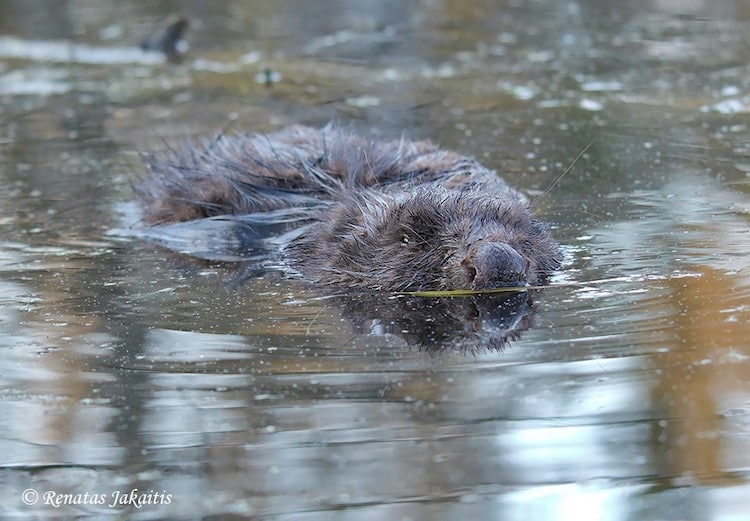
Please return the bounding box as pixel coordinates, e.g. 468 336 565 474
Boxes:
1 1 749 519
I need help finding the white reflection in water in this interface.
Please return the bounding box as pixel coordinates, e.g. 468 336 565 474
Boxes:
503 482 646 521
143 328 253 363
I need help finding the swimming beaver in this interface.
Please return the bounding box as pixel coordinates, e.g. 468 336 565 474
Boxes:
135 125 562 291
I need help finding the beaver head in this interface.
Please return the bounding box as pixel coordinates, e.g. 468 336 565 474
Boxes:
288 186 562 292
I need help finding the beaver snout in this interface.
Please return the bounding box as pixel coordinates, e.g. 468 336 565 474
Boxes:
464 243 528 289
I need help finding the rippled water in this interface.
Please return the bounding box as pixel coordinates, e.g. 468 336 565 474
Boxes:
1 1 750 519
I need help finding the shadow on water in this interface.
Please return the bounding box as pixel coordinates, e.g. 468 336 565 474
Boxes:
1 0 750 520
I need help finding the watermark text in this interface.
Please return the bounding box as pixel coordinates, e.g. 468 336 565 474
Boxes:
22 488 173 509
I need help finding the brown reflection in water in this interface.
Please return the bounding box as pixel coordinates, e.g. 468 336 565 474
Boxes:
5 255 121 466
652 267 750 483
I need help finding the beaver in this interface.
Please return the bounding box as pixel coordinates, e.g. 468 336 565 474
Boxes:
134 125 562 291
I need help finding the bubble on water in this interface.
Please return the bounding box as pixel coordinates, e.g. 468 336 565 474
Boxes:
579 98 603 111
528 50 554 62
241 51 261 64
346 95 381 108
382 68 401 81
504 84 536 100
98 24 122 40
580 80 623 92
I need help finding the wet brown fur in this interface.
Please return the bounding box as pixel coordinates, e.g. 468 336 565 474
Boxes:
135 125 562 291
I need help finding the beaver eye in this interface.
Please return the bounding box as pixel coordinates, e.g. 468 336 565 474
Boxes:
401 234 409 244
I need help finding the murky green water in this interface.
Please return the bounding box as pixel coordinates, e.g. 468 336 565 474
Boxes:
1 1 750 519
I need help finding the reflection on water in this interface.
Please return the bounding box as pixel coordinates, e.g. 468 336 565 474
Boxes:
337 291 536 351
1 0 750 519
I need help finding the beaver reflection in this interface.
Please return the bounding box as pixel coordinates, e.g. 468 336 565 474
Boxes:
333 290 536 352
135 228 540 351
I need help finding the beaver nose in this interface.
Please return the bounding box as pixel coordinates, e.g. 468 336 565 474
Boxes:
465 243 528 289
